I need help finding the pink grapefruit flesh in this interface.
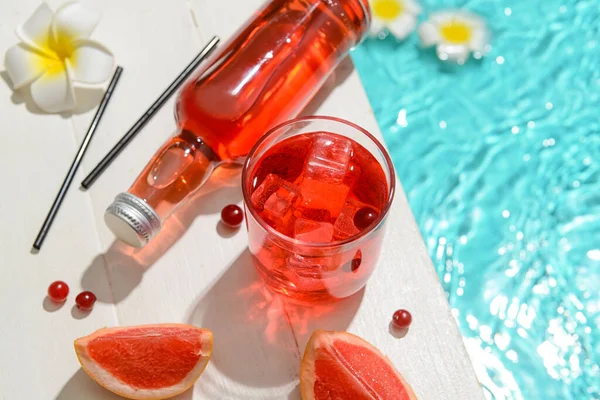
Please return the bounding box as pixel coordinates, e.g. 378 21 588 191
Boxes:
300 330 418 400
74 324 213 400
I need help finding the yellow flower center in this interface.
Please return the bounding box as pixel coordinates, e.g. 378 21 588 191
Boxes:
439 21 472 43
372 0 403 21
37 57 64 77
50 29 77 59
34 29 78 77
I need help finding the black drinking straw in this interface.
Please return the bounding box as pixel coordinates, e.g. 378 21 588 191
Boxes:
80 36 220 190
33 66 124 251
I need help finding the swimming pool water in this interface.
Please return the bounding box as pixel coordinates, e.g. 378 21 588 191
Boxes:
352 0 600 398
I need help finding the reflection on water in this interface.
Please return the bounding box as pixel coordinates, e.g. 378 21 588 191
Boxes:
352 0 600 398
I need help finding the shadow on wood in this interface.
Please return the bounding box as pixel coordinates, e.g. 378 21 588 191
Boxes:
170 386 194 400
389 322 409 339
185 249 363 398
216 220 240 238
80 244 144 304
55 369 121 400
42 296 64 312
56 368 194 400
188 249 300 395
287 384 302 400
284 287 365 351
71 305 92 320
79 166 242 304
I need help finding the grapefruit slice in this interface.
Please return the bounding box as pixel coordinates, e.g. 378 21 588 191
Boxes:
300 330 417 400
74 324 213 400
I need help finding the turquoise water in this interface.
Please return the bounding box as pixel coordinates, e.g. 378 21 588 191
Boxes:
352 0 600 398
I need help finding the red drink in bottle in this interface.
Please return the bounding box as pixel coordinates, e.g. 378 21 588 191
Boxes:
243 117 395 302
105 0 371 247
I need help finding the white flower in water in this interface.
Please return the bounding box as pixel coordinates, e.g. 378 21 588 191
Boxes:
369 0 422 40
418 10 490 64
4 2 114 113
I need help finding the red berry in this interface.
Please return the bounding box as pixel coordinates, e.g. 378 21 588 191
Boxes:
392 309 412 329
351 258 361 272
221 204 244 228
354 207 379 230
351 250 362 272
76 291 97 311
47 281 69 303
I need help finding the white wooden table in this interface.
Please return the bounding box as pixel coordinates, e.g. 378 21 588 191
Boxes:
0 1 483 399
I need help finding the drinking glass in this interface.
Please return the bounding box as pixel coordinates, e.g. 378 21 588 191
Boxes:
242 116 395 303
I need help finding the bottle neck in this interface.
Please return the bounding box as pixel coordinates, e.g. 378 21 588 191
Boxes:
131 130 219 215
106 130 220 247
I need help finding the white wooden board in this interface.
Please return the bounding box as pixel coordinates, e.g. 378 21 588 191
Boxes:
0 0 483 399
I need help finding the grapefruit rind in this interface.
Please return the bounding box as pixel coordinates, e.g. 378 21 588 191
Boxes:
74 324 213 400
300 330 418 400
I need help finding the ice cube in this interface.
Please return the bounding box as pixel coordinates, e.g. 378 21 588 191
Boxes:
343 160 362 187
250 174 285 210
304 133 353 183
333 198 370 240
294 207 332 223
294 219 334 243
298 178 350 218
262 182 300 230
286 252 342 275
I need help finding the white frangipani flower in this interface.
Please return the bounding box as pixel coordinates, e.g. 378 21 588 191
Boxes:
418 10 490 63
4 2 114 113
369 0 422 40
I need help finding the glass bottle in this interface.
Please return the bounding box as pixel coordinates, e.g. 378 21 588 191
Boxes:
105 0 371 247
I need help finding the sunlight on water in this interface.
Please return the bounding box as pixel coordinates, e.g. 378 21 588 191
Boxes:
352 0 600 398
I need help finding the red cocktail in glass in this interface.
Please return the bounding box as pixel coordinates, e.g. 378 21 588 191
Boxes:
242 116 395 303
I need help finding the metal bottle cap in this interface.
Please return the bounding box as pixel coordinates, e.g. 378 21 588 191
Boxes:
104 193 161 248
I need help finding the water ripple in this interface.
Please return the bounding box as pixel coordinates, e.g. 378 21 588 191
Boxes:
352 0 600 398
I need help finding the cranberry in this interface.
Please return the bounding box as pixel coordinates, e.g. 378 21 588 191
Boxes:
351 250 362 272
76 291 97 311
392 309 412 329
221 204 244 228
47 281 69 303
354 207 379 230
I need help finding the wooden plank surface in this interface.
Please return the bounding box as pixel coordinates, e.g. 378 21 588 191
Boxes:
0 0 483 399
